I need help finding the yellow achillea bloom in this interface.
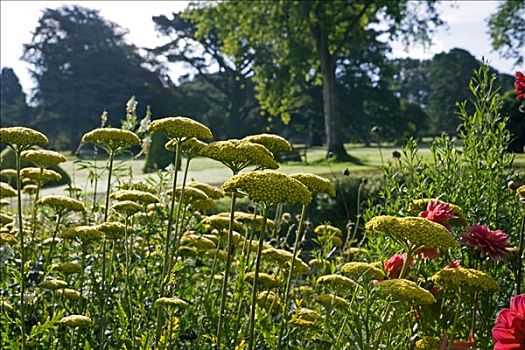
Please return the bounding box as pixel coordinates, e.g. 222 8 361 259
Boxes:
315 294 350 309
167 186 208 203
177 245 198 257
341 262 385 280
0 212 14 226
415 336 441 350
39 278 68 290
97 222 127 240
0 233 17 245
517 185 525 200
0 169 17 178
245 272 280 288
188 182 223 199
308 258 332 271
22 185 38 195
257 291 281 311
217 211 276 231
0 300 13 311
201 139 279 173
55 288 83 301
148 116 212 140
0 127 48 148
222 171 312 206
411 198 468 227
204 249 227 261
376 279 436 305
289 173 336 197
317 274 356 289
112 200 142 216
20 168 61 183
37 195 85 212
202 215 245 232
180 233 216 251
261 248 310 274
431 267 498 292
192 199 216 211
343 247 369 260
166 137 208 159
288 318 316 329
81 128 140 150
296 308 320 322
366 215 456 249
293 286 314 296
155 296 188 308
60 315 91 328
21 149 67 167
53 262 82 275
314 224 342 237
60 226 101 241
216 230 243 246
0 182 16 197
243 133 292 155
111 190 159 204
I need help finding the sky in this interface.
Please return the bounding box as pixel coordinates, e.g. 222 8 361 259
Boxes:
0 0 521 101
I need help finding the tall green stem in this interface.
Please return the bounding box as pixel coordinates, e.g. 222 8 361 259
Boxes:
124 216 135 349
517 211 524 294
278 204 307 349
216 190 238 349
247 206 269 350
99 149 114 348
15 150 26 350
29 171 42 260
46 213 63 263
171 156 191 258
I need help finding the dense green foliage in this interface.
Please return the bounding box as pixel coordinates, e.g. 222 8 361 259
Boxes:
488 0 525 66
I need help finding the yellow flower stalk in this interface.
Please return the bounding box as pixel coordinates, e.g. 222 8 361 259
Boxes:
244 272 280 288
431 267 498 292
148 116 212 140
97 222 127 240
188 182 224 199
55 288 83 301
289 173 336 197
315 294 350 309
39 278 68 290
112 200 142 216
376 279 436 305
341 262 385 280
52 262 82 275
0 182 17 197
60 315 92 328
111 190 159 204
37 195 85 212
21 149 67 167
0 127 48 149
81 128 140 150
415 336 441 350
317 274 356 289
155 296 188 309
243 133 292 155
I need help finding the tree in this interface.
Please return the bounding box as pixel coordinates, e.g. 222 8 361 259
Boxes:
187 1 443 159
22 5 177 149
488 0 525 66
0 67 33 127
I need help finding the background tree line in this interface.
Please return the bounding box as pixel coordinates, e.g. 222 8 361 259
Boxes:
1 2 523 163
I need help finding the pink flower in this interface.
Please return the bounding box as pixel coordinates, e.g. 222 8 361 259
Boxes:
492 294 525 350
460 224 510 260
515 72 525 100
419 199 454 231
384 253 413 278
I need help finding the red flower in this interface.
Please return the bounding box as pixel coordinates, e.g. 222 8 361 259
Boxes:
419 199 454 231
460 224 510 260
515 72 525 100
492 294 525 350
384 253 413 278
451 333 475 349
447 260 461 269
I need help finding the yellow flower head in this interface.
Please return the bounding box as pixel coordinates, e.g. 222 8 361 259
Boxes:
180 233 216 251
243 133 292 155
222 171 312 206
315 294 350 309
290 173 336 197
20 168 62 183
60 315 91 328
343 247 369 260
81 128 140 151
166 137 208 159
0 169 17 178
431 267 498 292
257 291 281 312
0 300 13 311
202 215 245 232
0 212 14 226
217 211 275 231
0 127 48 149
376 279 436 305
53 262 82 275
21 150 67 167
245 272 280 289
517 185 525 201
365 215 456 249
288 318 316 329
155 296 188 309
341 262 385 280
260 248 309 273
148 116 212 141
201 139 279 172
308 258 332 271
55 288 83 301
188 182 223 199
0 233 17 246
415 336 441 350
317 274 356 289
167 186 209 204
296 308 320 322
112 200 142 216
39 278 68 290
60 226 101 241
293 285 315 296
37 195 85 212
0 182 16 197
97 222 127 240
22 184 38 195
111 190 159 204
192 199 216 211
314 224 342 237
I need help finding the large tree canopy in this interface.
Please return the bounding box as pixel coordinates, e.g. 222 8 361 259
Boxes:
488 0 525 66
0 67 33 127
185 0 443 159
22 5 177 149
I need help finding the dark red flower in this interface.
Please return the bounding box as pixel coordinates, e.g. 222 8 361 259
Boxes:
384 253 413 278
419 199 454 231
515 72 525 100
460 224 510 260
492 294 525 350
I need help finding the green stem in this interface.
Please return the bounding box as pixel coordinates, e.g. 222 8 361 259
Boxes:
46 213 63 264
15 149 26 350
124 216 135 349
171 157 191 256
99 149 114 349
156 142 181 344
278 204 307 349
29 172 42 260
517 212 524 294
216 190 238 349
247 206 269 350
